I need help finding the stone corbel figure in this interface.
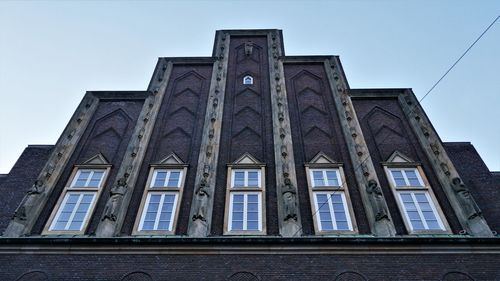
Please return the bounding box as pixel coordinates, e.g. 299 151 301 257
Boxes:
13 180 45 220
282 178 297 222
451 177 482 220
244 41 253 56
366 180 389 221
102 177 128 222
192 178 210 222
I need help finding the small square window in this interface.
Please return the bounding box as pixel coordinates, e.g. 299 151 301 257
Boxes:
243 75 253 85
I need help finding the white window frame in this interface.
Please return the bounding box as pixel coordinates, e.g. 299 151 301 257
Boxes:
306 165 358 234
243 75 254 85
133 165 187 235
43 166 110 235
224 166 266 235
384 165 451 234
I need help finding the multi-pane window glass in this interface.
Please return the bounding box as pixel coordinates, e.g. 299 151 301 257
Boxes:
311 169 340 187
229 192 261 231
314 192 352 231
72 169 105 188
139 193 178 231
398 191 443 230
152 170 182 188
232 170 260 188
50 192 96 231
48 168 107 233
390 169 423 187
227 168 263 233
137 168 184 233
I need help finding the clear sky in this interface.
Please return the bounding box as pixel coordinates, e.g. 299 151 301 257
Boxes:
0 0 499 173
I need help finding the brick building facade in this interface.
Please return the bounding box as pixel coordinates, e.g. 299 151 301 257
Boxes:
0 29 499 280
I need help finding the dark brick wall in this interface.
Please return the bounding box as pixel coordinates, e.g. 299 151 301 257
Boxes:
0 252 498 280
352 97 462 234
0 145 53 234
32 99 144 234
444 142 500 232
213 35 278 235
284 63 369 235
122 64 212 235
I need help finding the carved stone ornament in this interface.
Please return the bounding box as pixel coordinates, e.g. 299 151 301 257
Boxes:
192 178 210 222
282 179 298 222
102 177 128 222
13 180 45 221
451 177 482 220
244 41 254 57
366 180 389 222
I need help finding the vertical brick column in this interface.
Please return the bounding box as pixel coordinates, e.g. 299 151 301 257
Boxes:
268 31 302 237
399 91 492 236
324 57 396 236
95 60 173 237
4 93 100 237
187 31 230 237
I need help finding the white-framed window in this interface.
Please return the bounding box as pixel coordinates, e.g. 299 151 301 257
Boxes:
243 75 253 85
228 192 262 231
313 192 352 231
307 167 355 233
385 166 450 233
134 166 186 234
45 167 109 234
224 160 266 235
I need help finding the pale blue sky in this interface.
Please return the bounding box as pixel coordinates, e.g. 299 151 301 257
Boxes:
0 0 499 173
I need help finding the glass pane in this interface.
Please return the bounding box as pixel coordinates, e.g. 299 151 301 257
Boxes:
232 212 243 221
407 211 420 220
247 194 258 203
164 195 176 203
159 212 172 221
321 221 334 231
247 221 258 230
233 194 244 203
422 211 437 221
319 211 331 221
313 171 324 186
68 221 82 231
145 212 156 221
153 171 167 187
410 220 425 230
391 170 406 186
331 194 343 204
167 172 180 187
337 221 349 230
334 212 347 222
404 170 421 186
72 212 86 222
81 194 94 204
74 171 91 187
232 221 243 230
234 172 245 187
142 221 154 230
247 171 259 187
247 212 258 221
53 221 66 230
316 194 329 205
157 221 169 230
58 212 71 223
400 193 413 202
88 171 104 187
426 220 440 229
326 171 339 186
415 193 429 203
233 203 244 212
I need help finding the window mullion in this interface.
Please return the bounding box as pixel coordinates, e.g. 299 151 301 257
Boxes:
65 193 84 230
323 170 327 186
164 171 170 187
329 193 337 230
243 193 248 230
